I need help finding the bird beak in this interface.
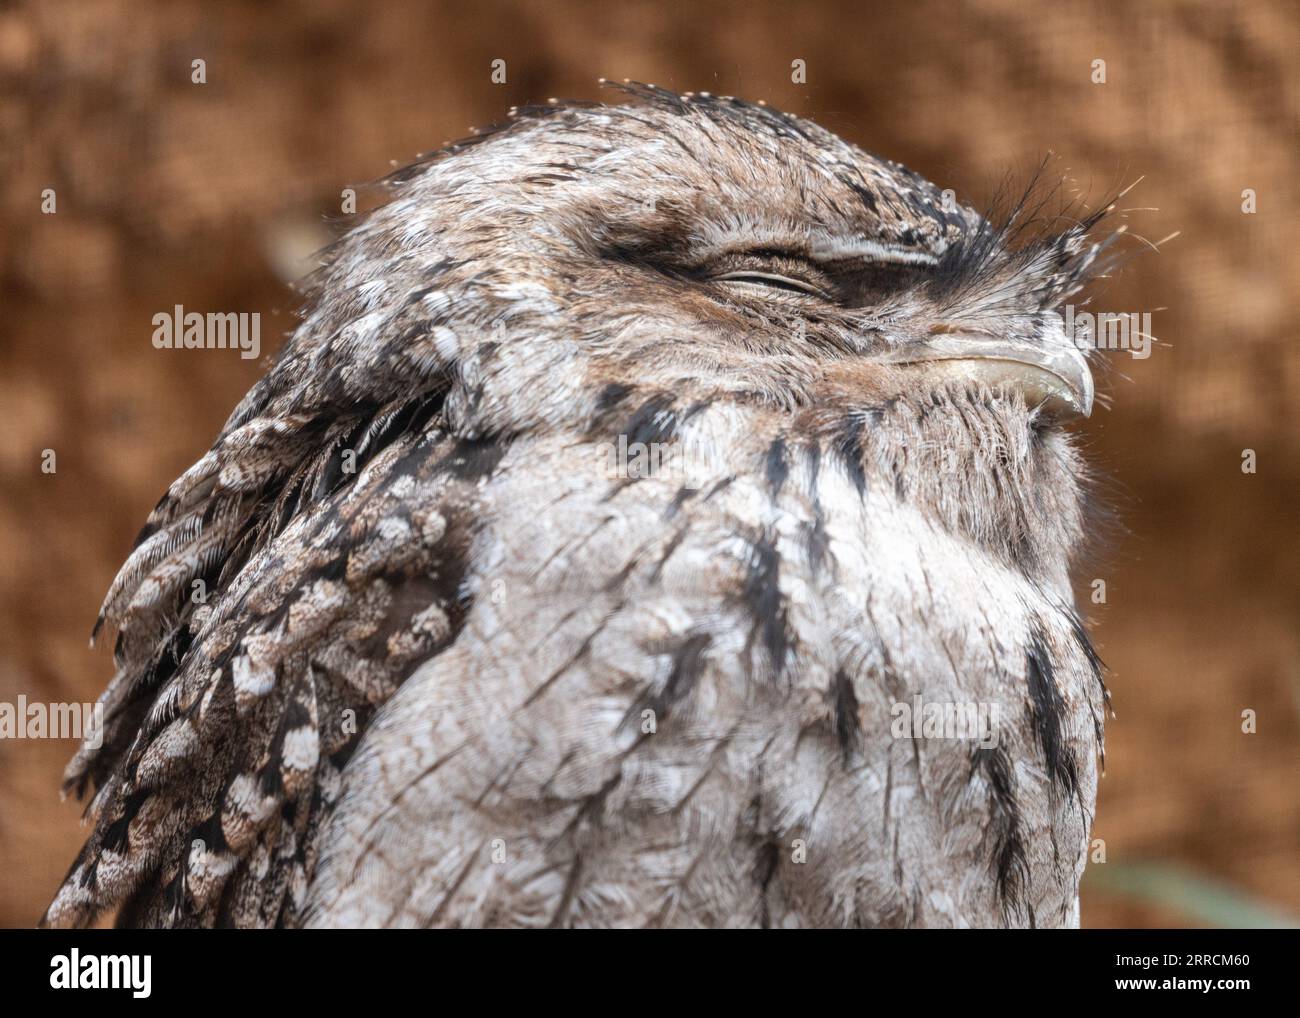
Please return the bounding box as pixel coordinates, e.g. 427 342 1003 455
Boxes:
875 328 1094 422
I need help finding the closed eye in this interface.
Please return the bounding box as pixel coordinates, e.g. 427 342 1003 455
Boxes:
712 270 830 299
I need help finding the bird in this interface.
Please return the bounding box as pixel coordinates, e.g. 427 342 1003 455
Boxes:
44 81 1114 929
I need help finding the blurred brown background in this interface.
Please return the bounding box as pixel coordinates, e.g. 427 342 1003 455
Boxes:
2 0 1298 928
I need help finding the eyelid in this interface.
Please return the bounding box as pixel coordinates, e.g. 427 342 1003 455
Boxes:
712 270 830 298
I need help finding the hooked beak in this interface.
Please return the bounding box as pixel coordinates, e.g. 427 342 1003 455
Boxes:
876 328 1094 422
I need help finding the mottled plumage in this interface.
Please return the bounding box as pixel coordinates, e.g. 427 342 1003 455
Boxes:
46 82 1114 928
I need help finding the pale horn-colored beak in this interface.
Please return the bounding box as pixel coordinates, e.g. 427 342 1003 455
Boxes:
875 327 1094 422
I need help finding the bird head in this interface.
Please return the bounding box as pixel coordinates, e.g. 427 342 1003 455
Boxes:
271 81 1118 573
